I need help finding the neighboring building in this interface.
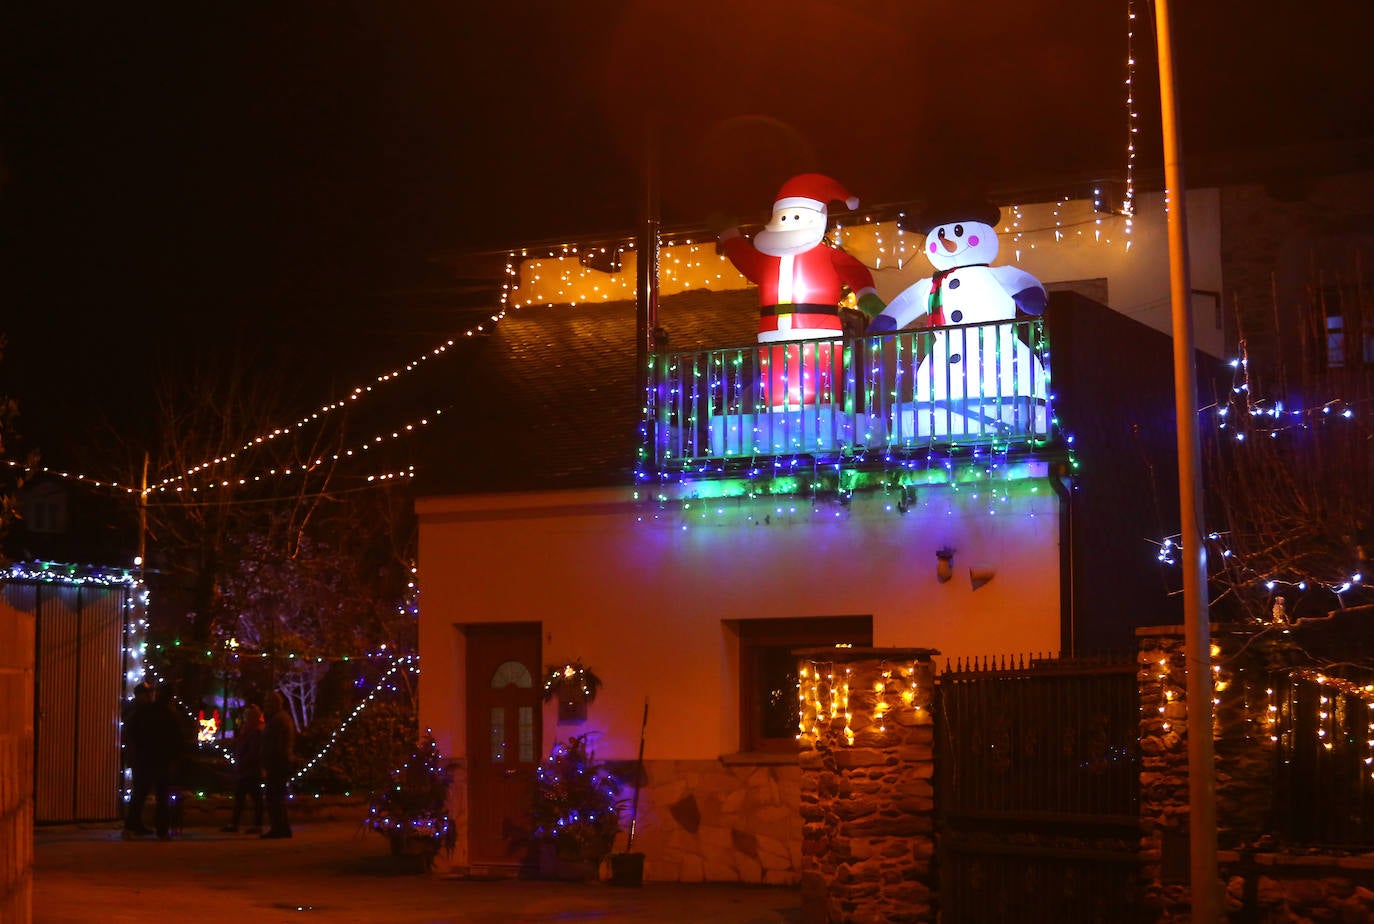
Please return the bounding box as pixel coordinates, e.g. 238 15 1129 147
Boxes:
1 564 144 824
5 474 138 569
414 179 1232 879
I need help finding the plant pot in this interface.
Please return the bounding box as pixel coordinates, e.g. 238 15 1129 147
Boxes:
608 851 645 886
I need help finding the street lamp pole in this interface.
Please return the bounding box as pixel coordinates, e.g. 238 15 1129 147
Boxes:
1152 0 1219 919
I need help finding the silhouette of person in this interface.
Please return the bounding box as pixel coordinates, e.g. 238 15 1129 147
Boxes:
123 682 185 840
260 691 296 839
221 702 265 833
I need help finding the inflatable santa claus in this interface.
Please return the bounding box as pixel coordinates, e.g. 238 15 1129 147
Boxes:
719 173 884 408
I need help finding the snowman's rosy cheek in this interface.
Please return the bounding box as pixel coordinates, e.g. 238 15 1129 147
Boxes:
968 235 980 247
929 242 937 254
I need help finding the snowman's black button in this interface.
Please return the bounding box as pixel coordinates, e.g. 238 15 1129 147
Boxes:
950 310 963 323
950 353 962 364
949 278 961 289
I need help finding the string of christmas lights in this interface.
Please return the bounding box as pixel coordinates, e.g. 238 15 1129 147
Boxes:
797 657 926 747
149 406 443 496
1210 344 1368 441
3 459 139 494
1153 345 1371 610
6 560 142 586
290 654 419 787
148 316 506 492
506 206 1134 312
1123 0 1138 229
1290 670 1374 776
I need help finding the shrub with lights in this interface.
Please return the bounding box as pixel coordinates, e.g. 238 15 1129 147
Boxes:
365 732 456 871
532 734 624 870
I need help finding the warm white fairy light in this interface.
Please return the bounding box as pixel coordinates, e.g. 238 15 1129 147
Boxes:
149 413 438 496
1157 655 1174 732
290 654 420 786
3 459 139 494
1123 0 1138 230
1292 671 1374 774
146 329 489 493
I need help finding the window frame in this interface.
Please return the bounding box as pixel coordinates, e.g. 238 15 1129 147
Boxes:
737 615 873 754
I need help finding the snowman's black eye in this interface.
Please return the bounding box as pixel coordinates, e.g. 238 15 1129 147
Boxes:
954 224 965 237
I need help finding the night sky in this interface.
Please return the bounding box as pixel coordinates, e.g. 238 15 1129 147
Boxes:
2 1 1372 473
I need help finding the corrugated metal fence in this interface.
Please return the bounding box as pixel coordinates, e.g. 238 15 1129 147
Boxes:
2 580 126 823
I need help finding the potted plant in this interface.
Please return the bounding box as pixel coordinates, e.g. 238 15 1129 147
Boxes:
543 660 603 723
365 733 457 873
531 734 624 880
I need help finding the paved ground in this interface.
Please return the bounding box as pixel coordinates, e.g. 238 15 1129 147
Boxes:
32 819 803 923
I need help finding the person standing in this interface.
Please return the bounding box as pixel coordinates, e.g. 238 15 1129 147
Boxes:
260 691 296 839
221 702 265 834
121 682 156 838
123 682 184 840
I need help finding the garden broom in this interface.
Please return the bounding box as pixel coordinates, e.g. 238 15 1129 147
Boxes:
626 696 648 851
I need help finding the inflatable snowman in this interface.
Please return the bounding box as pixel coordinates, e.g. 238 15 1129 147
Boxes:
867 201 1048 436
719 173 884 408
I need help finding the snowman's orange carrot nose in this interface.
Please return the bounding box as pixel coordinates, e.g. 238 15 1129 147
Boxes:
938 229 959 253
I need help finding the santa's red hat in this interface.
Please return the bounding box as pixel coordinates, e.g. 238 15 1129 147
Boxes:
772 173 859 214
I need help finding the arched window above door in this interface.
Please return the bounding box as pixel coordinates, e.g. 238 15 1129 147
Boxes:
490 660 534 689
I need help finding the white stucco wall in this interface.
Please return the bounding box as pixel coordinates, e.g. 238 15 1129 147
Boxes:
864 188 1225 358
417 482 1061 765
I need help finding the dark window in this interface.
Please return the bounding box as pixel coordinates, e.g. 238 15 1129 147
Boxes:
737 616 872 753
1320 284 1373 368
1326 312 1345 368
23 485 67 534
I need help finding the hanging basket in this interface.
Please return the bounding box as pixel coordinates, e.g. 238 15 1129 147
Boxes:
543 661 602 723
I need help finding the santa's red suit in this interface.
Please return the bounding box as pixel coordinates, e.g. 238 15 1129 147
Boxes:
718 174 880 408
719 237 877 341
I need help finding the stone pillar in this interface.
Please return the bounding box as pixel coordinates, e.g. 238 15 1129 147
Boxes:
796 647 938 924
1138 624 1297 921
1 593 35 924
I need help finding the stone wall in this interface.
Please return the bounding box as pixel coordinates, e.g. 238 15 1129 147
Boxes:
1219 852 1374 922
1139 623 1374 922
626 758 803 884
796 648 938 924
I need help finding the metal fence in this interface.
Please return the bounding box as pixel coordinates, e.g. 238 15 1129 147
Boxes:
648 320 1054 470
936 653 1143 923
3 580 127 823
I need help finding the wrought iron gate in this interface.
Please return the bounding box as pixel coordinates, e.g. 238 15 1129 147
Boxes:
936 655 1142 923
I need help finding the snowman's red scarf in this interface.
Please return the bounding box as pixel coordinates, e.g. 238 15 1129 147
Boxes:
927 264 988 326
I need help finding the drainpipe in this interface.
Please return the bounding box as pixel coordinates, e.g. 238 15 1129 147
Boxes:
635 122 660 425
1049 462 1074 656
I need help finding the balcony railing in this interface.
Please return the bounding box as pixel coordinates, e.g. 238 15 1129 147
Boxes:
647 319 1055 473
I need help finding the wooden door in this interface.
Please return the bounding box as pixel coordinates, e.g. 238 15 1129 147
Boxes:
466 623 541 870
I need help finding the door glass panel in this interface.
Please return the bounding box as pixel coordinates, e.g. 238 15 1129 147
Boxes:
518 706 534 763
490 707 506 763
491 660 534 689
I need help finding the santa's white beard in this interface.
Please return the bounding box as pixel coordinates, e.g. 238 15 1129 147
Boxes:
753 226 824 257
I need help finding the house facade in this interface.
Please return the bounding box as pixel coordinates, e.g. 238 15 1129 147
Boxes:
414 178 1229 880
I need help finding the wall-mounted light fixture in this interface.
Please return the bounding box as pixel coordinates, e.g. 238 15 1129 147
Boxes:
936 547 955 583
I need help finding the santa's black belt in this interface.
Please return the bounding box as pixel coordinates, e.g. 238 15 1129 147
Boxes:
759 304 840 317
